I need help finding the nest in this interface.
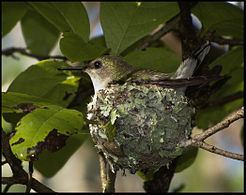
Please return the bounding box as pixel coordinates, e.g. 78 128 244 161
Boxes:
87 83 195 172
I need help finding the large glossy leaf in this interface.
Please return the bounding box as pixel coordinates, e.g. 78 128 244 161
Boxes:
196 47 243 129
7 60 79 107
2 2 27 36
28 2 90 41
21 10 60 55
34 133 88 177
192 2 244 39
123 47 181 73
28 2 70 32
9 105 85 161
101 2 179 55
59 32 108 62
51 2 90 41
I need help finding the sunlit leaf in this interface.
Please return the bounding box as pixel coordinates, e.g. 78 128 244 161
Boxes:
10 105 85 161
7 60 79 107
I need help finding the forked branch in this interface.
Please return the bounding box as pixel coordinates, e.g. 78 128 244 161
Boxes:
180 107 244 161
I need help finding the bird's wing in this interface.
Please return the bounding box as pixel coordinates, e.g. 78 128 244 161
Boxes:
127 69 171 81
127 69 223 88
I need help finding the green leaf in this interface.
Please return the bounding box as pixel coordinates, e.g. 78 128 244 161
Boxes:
2 116 12 134
28 2 90 41
10 105 85 161
196 99 243 129
51 2 90 41
209 46 243 95
34 133 88 177
2 91 59 124
2 2 27 36
175 147 198 173
192 2 244 39
123 47 181 73
196 47 243 129
27 2 70 32
2 92 56 114
7 60 79 107
21 10 60 55
60 32 108 62
101 2 179 55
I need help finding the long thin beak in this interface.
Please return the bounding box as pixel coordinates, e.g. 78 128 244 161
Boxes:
57 64 88 71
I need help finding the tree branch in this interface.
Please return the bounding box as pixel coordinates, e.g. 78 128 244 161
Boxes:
143 159 178 192
137 15 180 50
2 47 67 61
3 184 13 193
193 107 244 141
2 177 55 193
178 1 198 59
98 152 116 193
196 141 244 161
1 130 55 193
179 107 244 161
137 2 198 51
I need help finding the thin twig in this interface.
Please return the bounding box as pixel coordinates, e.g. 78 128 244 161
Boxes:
2 47 67 61
25 162 34 193
197 141 244 161
179 107 244 161
98 152 116 193
137 3 198 51
193 107 244 141
3 184 13 193
1 130 55 193
178 1 198 59
137 15 180 50
2 177 55 193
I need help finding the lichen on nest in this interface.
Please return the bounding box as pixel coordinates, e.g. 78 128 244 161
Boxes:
87 83 195 172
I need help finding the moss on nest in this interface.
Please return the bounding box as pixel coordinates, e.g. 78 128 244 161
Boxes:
87 83 195 172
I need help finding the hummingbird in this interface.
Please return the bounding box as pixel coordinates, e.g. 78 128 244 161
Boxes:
59 42 214 173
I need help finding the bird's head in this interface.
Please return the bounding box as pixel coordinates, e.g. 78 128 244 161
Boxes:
83 55 134 92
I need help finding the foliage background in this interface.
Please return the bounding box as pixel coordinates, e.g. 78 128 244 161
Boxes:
1 2 244 192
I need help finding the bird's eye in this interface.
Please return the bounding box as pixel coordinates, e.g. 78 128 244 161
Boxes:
94 61 102 69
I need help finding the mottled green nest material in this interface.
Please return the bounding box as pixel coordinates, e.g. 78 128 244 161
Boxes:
87 83 195 172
